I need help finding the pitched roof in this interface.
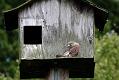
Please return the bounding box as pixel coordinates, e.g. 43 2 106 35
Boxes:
3 0 108 31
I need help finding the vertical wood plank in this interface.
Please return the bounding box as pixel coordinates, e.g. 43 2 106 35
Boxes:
47 69 69 80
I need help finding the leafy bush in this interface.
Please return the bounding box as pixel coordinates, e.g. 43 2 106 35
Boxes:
94 31 119 80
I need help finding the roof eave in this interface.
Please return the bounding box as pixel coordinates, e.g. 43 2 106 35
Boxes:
3 0 109 31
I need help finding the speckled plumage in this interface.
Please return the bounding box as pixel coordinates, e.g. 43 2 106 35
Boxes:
56 41 80 58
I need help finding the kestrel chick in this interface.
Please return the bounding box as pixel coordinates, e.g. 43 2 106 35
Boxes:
56 41 80 58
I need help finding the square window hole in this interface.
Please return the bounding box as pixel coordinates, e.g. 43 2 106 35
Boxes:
24 26 42 44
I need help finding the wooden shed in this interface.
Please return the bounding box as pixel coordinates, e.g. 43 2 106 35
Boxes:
3 0 108 79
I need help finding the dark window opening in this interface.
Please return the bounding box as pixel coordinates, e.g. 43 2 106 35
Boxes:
24 26 42 44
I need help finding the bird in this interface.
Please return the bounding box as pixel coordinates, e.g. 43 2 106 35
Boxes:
56 41 80 58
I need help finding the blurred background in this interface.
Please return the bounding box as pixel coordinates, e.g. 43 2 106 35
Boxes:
0 0 119 80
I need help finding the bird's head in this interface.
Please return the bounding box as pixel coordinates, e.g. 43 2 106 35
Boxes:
67 41 79 48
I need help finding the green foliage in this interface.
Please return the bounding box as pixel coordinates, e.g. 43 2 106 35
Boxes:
94 32 119 80
0 0 25 79
0 29 19 78
0 75 13 80
90 0 119 34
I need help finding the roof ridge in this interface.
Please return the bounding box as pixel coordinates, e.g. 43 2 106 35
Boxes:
3 0 108 13
3 0 31 13
85 0 108 13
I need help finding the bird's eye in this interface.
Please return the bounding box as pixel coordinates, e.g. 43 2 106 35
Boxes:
68 44 70 47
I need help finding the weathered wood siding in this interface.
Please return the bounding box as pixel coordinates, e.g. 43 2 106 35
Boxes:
47 68 69 80
19 0 94 59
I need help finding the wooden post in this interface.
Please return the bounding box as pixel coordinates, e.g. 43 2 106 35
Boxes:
47 68 69 80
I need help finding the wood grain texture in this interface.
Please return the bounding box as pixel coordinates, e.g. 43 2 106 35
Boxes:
47 68 69 80
19 0 94 59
